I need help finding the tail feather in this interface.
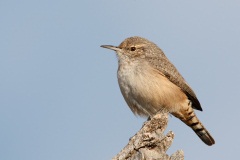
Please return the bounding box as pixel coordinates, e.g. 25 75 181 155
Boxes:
189 117 215 146
172 105 215 146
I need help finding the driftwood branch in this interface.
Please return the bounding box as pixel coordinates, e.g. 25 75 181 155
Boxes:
112 112 184 160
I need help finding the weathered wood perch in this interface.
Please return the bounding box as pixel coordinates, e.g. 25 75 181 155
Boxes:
112 112 184 160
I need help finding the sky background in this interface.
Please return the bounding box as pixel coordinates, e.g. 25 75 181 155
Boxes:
1 0 240 160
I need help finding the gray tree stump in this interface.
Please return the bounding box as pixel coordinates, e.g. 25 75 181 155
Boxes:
112 112 184 160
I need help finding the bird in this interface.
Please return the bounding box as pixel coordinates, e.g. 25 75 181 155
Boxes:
100 36 215 146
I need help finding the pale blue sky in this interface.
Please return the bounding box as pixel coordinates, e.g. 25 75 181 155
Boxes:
1 0 240 160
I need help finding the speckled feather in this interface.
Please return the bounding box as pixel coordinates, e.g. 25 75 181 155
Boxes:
101 36 215 146
119 36 202 111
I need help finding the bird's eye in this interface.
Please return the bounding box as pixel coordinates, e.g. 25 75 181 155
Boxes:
130 47 136 51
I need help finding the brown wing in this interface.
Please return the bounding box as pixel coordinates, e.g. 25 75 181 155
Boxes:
147 57 202 111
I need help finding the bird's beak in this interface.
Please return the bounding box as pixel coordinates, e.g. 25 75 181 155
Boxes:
100 45 121 52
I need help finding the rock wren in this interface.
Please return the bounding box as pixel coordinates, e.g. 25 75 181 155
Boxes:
101 36 215 146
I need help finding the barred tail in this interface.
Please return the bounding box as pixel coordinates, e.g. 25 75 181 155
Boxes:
187 115 215 146
172 106 215 146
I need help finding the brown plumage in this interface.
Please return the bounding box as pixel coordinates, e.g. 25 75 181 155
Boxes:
101 36 215 146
